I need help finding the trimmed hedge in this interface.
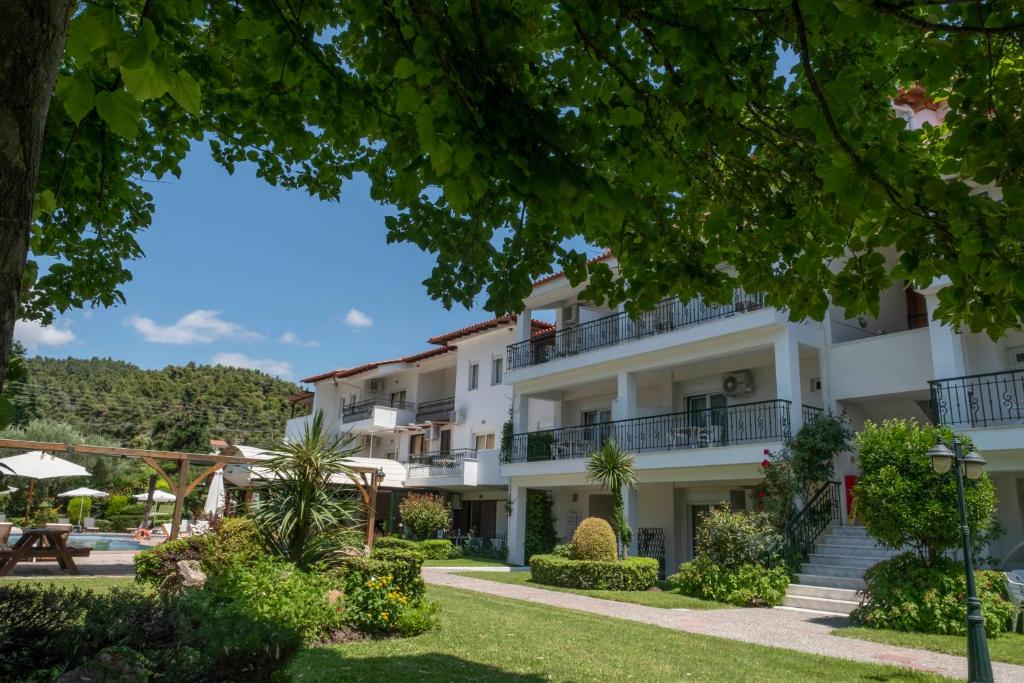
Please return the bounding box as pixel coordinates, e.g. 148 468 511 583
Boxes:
571 517 617 561
340 548 426 605
374 537 418 551
529 554 658 591
667 555 789 606
372 537 460 560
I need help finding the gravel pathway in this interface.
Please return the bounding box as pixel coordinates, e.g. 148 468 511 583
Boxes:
424 567 1024 682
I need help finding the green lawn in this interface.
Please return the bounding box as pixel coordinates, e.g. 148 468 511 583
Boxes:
285 585 944 682
452 569 728 609
0 577 138 593
421 558 512 568
832 626 1024 666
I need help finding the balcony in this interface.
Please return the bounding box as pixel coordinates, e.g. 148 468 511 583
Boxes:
504 399 791 464
406 449 477 479
930 370 1024 428
416 397 455 423
801 404 825 424
342 397 416 423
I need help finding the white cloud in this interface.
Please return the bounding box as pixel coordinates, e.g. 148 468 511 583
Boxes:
212 352 294 379
14 319 76 350
129 310 261 345
344 308 373 329
280 331 319 347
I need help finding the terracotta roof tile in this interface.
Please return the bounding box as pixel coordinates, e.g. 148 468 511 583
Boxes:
301 347 457 384
894 83 946 114
532 250 614 288
427 314 552 345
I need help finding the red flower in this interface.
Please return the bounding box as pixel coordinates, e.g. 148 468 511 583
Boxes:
761 459 771 469
763 449 770 455
756 491 765 499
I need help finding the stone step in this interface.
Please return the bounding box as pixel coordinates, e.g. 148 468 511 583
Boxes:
800 562 866 579
795 573 866 591
826 525 869 536
785 583 861 602
782 594 858 615
816 539 894 555
818 536 890 550
808 552 884 569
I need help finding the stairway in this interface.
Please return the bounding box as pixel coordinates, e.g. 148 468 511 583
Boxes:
781 525 895 615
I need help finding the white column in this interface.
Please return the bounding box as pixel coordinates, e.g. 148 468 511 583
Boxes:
622 483 639 557
506 484 528 565
515 309 533 342
925 293 966 379
513 391 529 433
774 330 804 435
612 371 637 421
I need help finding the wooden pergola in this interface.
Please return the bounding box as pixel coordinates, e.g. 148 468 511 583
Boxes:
0 439 385 546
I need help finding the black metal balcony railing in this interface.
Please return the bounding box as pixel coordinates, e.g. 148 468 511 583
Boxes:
801 404 825 424
416 397 455 423
506 289 766 371
407 449 477 478
504 400 791 464
930 370 1024 428
342 397 417 423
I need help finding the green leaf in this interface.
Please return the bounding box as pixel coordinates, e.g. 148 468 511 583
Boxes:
58 73 95 124
66 5 118 61
169 70 201 115
33 189 57 220
396 85 422 113
121 59 170 101
118 18 159 70
394 57 416 79
95 90 142 139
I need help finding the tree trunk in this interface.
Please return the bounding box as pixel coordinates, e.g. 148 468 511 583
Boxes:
141 473 158 526
0 1 73 391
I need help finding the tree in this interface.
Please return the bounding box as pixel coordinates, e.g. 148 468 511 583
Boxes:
148 388 211 454
4 1 1024 390
397 493 451 540
586 439 637 557
854 419 998 565
250 411 358 567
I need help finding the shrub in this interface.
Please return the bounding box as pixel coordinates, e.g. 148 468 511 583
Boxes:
530 554 658 590
851 553 1015 637
341 548 426 605
570 517 617 561
394 601 440 637
66 497 92 524
374 536 418 551
417 539 461 560
202 558 343 643
134 517 263 587
105 494 131 517
0 583 90 678
855 420 998 563
108 514 144 531
524 489 558 561
551 543 573 559
342 572 412 634
692 506 780 569
93 519 113 532
398 493 451 540
668 555 789 606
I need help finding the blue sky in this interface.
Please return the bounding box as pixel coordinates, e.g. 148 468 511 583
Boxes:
15 149 583 384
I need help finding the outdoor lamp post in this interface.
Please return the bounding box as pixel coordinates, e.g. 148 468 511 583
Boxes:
927 438 993 683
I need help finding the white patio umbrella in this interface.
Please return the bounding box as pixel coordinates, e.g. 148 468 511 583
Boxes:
0 451 89 524
133 489 176 503
0 486 16 495
57 487 109 528
202 469 225 518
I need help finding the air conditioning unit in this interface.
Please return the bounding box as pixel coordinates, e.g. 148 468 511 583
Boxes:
361 435 374 449
453 409 465 425
562 303 580 328
722 371 754 397
1008 345 1024 369
367 378 383 392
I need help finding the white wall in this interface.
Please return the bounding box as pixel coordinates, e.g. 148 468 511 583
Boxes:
828 328 932 400
453 328 517 451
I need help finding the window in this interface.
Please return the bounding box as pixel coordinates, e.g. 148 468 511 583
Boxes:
474 433 495 450
409 434 425 455
390 390 407 406
468 362 479 390
491 357 503 385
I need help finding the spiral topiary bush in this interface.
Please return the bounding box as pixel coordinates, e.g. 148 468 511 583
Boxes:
570 517 617 561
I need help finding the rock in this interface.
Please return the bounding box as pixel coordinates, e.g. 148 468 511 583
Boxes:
177 560 207 588
58 646 151 682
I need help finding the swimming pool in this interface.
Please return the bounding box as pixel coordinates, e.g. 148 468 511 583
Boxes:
9 533 148 551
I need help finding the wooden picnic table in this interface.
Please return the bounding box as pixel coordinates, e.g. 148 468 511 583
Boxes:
0 527 91 576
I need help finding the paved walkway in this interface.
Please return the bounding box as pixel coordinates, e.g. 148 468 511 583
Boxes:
424 567 1024 682
0 551 138 577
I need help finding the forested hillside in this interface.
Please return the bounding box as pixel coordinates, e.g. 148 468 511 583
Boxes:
7 356 306 448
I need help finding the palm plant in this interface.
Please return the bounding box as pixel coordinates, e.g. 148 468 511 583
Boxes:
586 439 638 558
251 412 359 568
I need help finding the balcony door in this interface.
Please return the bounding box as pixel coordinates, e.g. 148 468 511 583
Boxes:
582 408 613 450
439 428 452 453
389 390 407 407
686 393 727 445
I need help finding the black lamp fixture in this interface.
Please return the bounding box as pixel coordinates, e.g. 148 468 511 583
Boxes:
926 437 993 683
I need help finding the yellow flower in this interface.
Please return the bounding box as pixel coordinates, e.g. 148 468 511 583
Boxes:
381 612 389 620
